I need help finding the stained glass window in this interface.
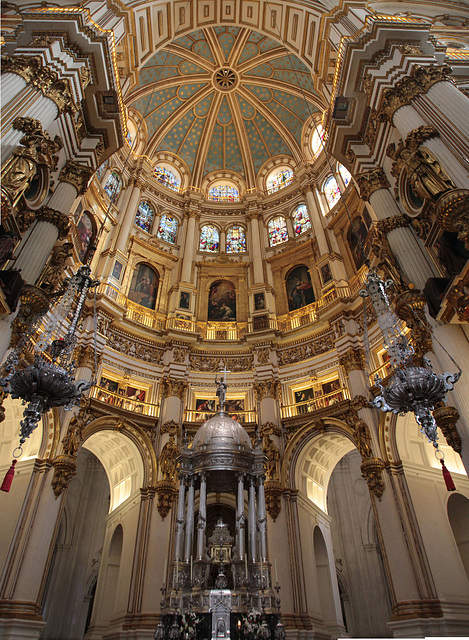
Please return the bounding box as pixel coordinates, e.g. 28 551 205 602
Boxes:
311 126 325 155
324 175 341 209
135 201 154 233
199 225 219 252
157 214 178 244
104 171 122 201
268 216 288 247
208 184 240 202
338 164 352 187
154 165 181 191
226 225 246 253
95 162 107 181
266 168 294 194
292 205 311 236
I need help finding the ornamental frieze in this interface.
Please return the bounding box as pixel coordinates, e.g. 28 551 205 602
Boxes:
375 213 411 235
106 328 164 363
189 353 253 372
277 331 335 366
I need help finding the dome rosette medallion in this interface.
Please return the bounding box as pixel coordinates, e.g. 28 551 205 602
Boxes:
127 26 322 190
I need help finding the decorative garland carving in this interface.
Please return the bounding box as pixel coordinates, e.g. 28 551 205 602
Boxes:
2 54 78 115
161 377 187 400
433 405 462 454
380 64 453 122
264 481 282 521
1 117 62 216
338 348 365 375
355 167 390 201
9 285 50 348
261 421 282 437
375 214 410 235
276 331 335 365
35 206 70 240
435 188 469 249
189 353 253 372
254 380 280 401
59 160 94 196
156 478 177 520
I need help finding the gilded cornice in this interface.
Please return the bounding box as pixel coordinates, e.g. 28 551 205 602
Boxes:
2 54 78 115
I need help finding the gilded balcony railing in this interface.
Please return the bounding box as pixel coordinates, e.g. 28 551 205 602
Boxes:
281 387 350 419
184 409 257 423
90 386 160 417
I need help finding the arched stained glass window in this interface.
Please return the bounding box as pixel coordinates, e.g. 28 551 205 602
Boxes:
338 164 352 187
135 201 154 233
268 216 288 247
311 126 325 156
226 225 246 253
157 214 178 244
154 165 181 191
323 175 341 209
208 184 240 202
104 171 122 201
266 168 294 194
199 225 219 252
95 162 108 181
292 204 311 236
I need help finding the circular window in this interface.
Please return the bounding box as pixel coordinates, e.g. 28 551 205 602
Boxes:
213 67 238 91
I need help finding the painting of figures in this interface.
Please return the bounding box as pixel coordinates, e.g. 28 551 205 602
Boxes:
208 280 236 321
128 263 158 310
286 266 315 311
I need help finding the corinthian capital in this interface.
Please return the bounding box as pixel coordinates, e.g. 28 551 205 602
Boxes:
355 168 390 201
59 161 94 195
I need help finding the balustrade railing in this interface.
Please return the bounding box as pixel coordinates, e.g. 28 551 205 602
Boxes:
281 387 350 418
184 409 257 423
90 386 160 417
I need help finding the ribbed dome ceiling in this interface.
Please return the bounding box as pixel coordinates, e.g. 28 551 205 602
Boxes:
128 26 321 188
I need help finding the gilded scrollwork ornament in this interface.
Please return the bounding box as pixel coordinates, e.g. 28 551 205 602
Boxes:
51 453 77 498
156 478 177 519
264 480 282 521
375 214 411 236
433 405 462 454
360 457 386 500
394 288 433 364
37 242 73 294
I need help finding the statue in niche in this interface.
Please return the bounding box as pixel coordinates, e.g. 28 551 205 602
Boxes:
263 434 280 481
354 419 373 458
159 432 178 481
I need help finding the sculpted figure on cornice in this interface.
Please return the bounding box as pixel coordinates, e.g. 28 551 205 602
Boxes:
380 64 453 122
107 328 164 363
370 237 407 292
387 127 455 202
1 117 62 214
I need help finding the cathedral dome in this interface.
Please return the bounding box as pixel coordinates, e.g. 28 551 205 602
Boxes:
192 410 252 452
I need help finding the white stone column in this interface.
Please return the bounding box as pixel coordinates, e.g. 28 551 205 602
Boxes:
248 477 257 562
13 219 60 285
236 474 245 560
174 475 186 562
180 213 197 284
257 476 267 562
247 213 264 284
196 473 207 561
426 81 469 140
113 180 142 254
184 477 195 562
304 186 328 255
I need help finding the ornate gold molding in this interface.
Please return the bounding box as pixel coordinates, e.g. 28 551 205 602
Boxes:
37 242 73 294
161 420 179 435
156 478 177 519
433 405 462 454
265 480 282 521
59 160 94 196
51 453 77 497
435 188 469 249
253 379 280 401
62 398 95 456
9 285 50 348
161 377 188 400
355 167 390 201
35 205 70 239
380 64 453 122
360 456 386 500
73 344 102 371
375 213 410 235
2 54 78 115
338 348 365 375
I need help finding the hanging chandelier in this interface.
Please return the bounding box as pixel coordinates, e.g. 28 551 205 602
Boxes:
0 265 99 489
360 268 461 449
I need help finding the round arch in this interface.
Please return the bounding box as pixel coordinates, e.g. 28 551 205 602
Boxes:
282 418 356 512
80 416 157 512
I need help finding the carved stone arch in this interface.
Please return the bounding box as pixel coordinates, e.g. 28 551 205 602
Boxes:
378 411 400 466
80 415 157 490
281 417 356 491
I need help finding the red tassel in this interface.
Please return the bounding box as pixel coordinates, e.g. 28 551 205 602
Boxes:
1 460 17 492
441 460 456 491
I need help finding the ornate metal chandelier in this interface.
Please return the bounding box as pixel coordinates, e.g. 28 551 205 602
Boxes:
360 269 461 449
0 266 99 490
